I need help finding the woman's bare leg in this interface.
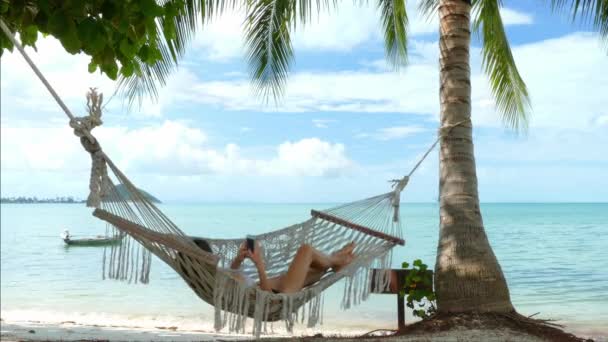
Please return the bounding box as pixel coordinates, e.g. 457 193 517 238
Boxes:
275 243 354 293
267 267 325 291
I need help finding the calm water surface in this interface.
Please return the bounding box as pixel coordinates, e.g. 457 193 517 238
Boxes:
1 203 607 336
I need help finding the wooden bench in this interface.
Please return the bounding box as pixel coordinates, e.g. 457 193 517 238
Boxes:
370 268 434 330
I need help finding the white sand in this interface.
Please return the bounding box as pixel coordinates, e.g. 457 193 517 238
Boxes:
0 321 549 342
0 321 249 341
2 320 606 342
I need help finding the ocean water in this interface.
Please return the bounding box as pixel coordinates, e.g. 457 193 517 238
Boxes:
1 203 607 338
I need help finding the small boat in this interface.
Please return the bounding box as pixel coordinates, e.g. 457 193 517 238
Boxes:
62 229 123 247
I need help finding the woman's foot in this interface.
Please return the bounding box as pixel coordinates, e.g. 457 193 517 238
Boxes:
331 242 355 272
333 241 355 256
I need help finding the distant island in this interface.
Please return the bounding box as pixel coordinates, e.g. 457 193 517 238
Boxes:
2 185 161 204
1 196 85 204
104 184 162 203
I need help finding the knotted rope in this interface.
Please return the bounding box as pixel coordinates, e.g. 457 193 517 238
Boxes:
389 119 469 221
71 89 107 208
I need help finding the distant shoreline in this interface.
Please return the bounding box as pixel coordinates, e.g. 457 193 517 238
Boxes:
0 201 86 204
1 201 606 205
1 198 85 204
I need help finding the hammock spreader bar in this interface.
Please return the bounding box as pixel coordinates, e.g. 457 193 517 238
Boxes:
311 210 405 246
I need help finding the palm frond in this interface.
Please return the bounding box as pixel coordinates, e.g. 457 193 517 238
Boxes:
244 0 297 102
548 0 608 48
418 0 440 21
472 0 531 130
295 0 337 24
378 0 408 69
116 0 240 108
243 0 337 102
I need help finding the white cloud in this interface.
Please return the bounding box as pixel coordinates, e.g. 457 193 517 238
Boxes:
177 32 607 131
499 8 534 25
193 10 245 61
258 138 353 177
595 115 608 126
472 32 608 129
186 66 438 114
292 4 379 51
0 37 117 117
357 126 427 140
0 122 353 178
475 129 608 164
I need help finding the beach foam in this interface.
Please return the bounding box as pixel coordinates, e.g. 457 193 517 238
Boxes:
0 308 392 337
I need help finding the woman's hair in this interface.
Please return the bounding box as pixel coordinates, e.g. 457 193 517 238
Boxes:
192 237 213 254
177 238 214 290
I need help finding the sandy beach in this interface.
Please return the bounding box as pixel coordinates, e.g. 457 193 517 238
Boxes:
0 321 250 341
0 320 546 342
2 319 607 342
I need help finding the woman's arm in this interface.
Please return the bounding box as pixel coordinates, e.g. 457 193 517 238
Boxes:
254 260 272 291
248 243 272 291
230 243 247 270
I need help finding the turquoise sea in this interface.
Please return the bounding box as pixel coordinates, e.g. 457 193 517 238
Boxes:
1 203 607 338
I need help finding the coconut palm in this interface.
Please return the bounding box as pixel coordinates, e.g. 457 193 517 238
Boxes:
120 0 608 314
238 0 524 315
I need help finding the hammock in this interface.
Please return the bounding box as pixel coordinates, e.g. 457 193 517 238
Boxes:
1 20 448 336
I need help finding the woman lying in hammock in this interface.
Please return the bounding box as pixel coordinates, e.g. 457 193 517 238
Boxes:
228 241 356 294
179 238 355 294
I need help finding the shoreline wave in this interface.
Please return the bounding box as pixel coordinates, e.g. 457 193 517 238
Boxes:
0 308 388 337
1 308 606 341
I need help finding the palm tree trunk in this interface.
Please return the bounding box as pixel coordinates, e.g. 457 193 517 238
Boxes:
435 0 514 313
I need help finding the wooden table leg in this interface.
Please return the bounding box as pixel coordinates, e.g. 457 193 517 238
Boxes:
397 295 405 330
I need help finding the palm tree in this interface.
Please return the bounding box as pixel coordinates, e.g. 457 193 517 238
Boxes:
237 0 525 314
431 0 521 313
121 0 608 315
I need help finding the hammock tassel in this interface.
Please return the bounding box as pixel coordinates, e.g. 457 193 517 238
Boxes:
391 175 409 222
86 147 107 208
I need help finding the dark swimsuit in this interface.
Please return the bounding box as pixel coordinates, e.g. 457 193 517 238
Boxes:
271 288 281 294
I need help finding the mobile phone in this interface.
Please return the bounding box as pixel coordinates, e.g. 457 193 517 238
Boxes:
246 235 255 252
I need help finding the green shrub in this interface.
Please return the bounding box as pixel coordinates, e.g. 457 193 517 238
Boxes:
400 259 436 319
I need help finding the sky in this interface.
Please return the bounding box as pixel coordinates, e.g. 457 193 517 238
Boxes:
1 1 607 203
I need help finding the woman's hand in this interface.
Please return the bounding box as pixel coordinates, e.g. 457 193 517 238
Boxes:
236 242 248 262
246 241 265 267
246 242 271 291
230 242 249 270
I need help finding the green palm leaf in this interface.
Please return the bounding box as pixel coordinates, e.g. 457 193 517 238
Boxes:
418 0 440 20
117 0 239 108
472 0 531 130
548 0 608 47
244 0 297 102
243 0 336 102
378 0 409 69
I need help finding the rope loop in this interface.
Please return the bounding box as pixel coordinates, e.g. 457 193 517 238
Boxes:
72 88 107 208
70 88 104 143
388 119 469 222
438 118 471 136
87 151 107 208
80 136 101 154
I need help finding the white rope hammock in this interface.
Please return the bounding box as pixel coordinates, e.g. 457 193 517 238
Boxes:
1 19 466 337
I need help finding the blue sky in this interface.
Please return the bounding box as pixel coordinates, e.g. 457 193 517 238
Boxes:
1 1 607 203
